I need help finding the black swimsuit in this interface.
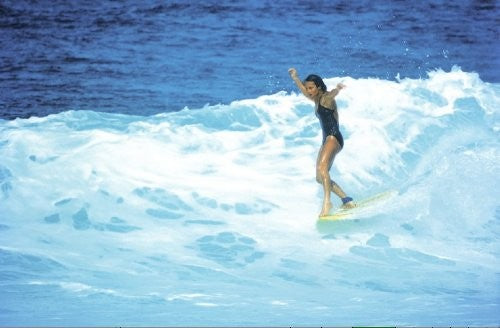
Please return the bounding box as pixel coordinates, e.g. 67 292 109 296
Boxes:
316 99 344 148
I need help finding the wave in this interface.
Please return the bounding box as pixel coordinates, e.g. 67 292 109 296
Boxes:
0 67 499 325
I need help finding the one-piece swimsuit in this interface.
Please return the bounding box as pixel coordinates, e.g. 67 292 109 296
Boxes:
316 97 344 148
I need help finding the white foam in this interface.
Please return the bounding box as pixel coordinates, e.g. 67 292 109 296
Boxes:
1 68 499 324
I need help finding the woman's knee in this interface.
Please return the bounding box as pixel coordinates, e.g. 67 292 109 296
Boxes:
318 160 329 173
316 165 329 183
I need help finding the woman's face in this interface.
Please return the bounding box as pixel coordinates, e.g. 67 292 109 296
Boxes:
305 81 320 99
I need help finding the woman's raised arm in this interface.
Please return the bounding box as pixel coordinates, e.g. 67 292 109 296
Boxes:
288 68 309 98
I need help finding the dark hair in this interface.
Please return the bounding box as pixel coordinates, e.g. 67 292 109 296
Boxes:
304 74 327 92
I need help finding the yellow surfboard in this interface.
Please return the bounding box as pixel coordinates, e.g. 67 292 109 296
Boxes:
319 190 397 221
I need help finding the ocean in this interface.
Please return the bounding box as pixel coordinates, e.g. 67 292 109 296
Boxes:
1 0 499 326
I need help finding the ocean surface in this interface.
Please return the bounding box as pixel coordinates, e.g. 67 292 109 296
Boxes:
1 0 499 119
1 0 500 326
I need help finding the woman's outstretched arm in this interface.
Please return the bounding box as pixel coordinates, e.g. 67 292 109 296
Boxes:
327 83 346 98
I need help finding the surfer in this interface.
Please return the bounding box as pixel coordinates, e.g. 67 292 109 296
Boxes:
288 68 354 217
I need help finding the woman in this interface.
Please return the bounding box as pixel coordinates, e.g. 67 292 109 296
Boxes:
288 68 354 217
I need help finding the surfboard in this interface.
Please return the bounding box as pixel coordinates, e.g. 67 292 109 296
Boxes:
318 190 397 221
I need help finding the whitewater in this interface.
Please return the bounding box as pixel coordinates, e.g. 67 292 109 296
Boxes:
1 68 499 325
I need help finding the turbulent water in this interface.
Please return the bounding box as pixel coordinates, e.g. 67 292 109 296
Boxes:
1 68 499 325
1 0 500 325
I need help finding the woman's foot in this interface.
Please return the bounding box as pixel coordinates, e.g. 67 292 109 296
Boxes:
341 197 355 209
319 201 332 217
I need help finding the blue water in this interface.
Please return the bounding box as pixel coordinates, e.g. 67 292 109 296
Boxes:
1 1 500 326
1 0 499 119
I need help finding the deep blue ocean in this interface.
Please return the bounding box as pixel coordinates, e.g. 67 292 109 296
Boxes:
1 0 499 326
1 0 499 119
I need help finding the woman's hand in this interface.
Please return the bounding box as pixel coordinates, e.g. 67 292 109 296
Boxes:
288 68 298 79
336 83 346 90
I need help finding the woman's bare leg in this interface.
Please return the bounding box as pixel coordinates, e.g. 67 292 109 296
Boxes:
330 180 347 199
316 136 354 215
316 136 341 216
